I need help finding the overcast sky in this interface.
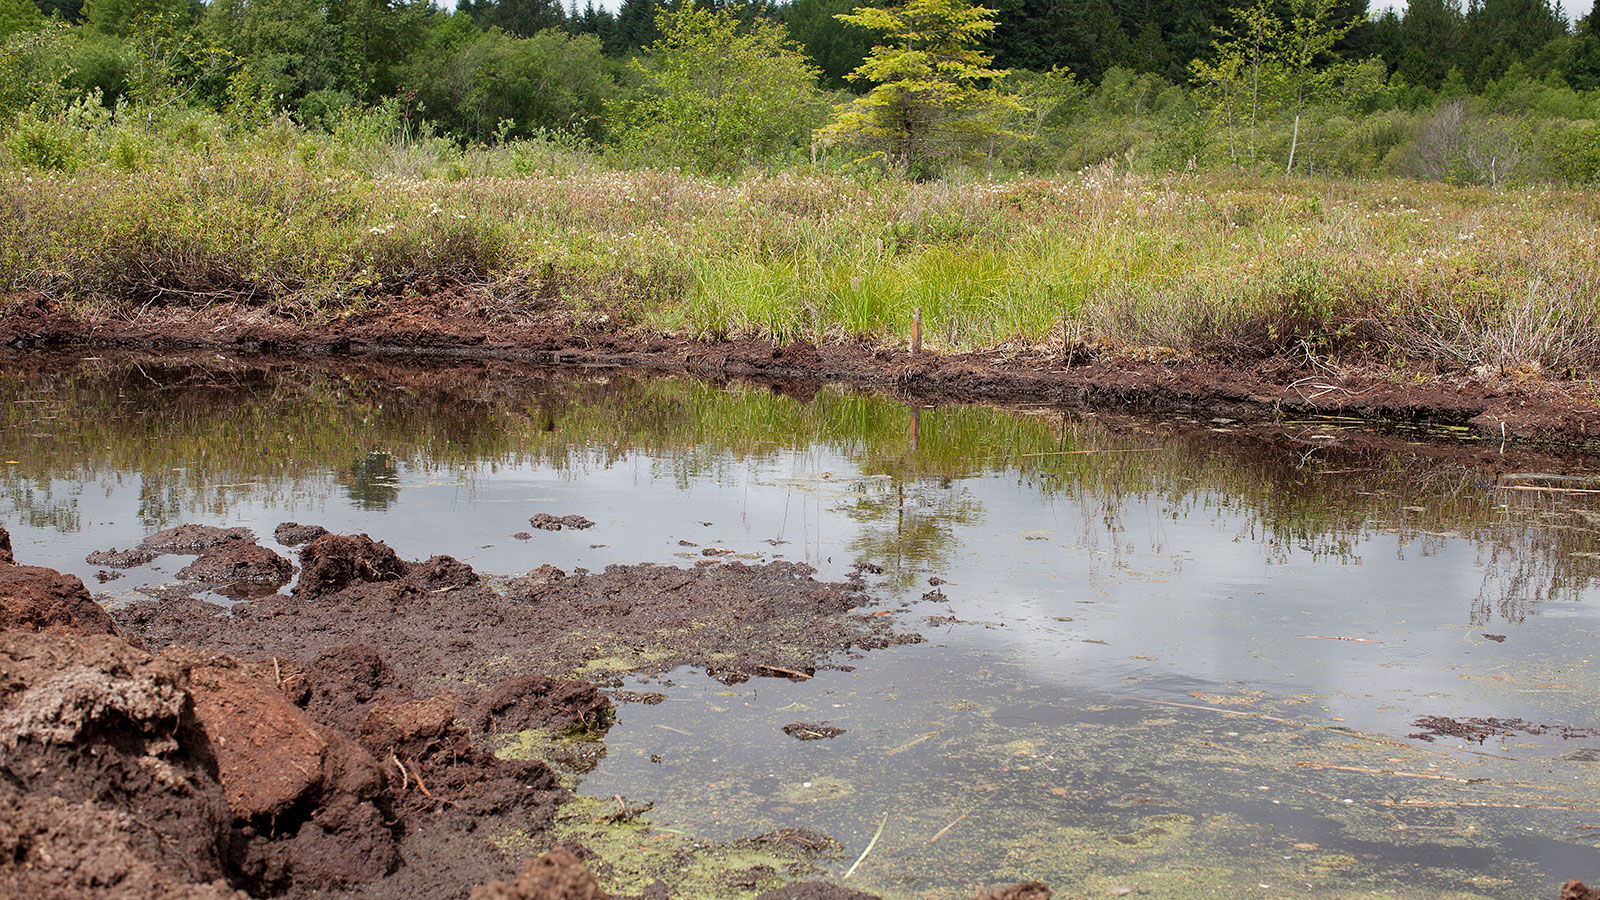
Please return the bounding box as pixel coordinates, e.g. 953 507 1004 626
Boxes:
451 0 1595 26
548 0 1595 24
1374 0 1593 21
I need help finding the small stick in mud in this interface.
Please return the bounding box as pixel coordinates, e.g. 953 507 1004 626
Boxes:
756 664 812 680
408 759 432 798
844 812 889 879
391 754 409 791
928 811 969 844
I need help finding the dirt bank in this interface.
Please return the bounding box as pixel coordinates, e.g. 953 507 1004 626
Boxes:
0 521 938 899
4 297 1598 447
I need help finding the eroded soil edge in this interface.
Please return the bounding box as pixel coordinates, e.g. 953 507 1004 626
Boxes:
4 299 1598 447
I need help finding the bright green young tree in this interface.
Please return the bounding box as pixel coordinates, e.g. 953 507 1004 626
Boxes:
611 5 827 174
1189 0 1281 169
1189 0 1361 174
1278 0 1361 174
818 0 1021 178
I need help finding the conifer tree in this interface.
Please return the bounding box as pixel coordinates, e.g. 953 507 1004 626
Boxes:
818 0 1021 176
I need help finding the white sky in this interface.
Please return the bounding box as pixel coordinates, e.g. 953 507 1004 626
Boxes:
1375 0 1593 22
453 0 1595 27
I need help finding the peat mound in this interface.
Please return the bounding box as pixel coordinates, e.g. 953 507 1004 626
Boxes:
140 524 256 554
85 546 158 568
0 563 121 637
177 538 296 592
1564 881 1600 900
0 524 11 565
466 674 612 735
274 522 329 547
529 514 596 531
295 533 410 598
171 648 400 892
0 630 236 888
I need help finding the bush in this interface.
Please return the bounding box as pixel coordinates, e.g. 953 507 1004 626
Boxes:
5 109 81 170
1539 121 1600 184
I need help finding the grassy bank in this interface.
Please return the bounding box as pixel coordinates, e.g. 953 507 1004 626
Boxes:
3 123 1599 377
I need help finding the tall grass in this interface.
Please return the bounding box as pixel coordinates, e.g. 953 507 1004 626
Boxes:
2 104 1599 376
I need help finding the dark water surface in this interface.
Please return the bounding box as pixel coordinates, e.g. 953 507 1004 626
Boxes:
3 352 1599 899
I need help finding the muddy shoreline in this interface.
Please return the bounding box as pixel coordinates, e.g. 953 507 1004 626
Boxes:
2 521 1033 900
4 299 1599 449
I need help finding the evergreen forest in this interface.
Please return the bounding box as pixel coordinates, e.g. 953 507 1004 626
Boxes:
2 0 1597 183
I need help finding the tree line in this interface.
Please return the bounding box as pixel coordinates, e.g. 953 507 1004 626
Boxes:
1 0 1597 183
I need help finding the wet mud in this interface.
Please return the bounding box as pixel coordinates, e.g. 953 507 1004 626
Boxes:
529 514 597 531
1409 715 1600 744
4 299 1600 446
0 521 958 900
117 537 919 690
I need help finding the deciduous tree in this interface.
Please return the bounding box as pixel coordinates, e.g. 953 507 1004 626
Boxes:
612 5 825 173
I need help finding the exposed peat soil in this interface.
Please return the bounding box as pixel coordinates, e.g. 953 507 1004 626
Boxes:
0 520 980 899
3 296 1599 446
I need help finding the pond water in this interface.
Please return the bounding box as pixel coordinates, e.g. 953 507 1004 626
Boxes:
3 352 1599 900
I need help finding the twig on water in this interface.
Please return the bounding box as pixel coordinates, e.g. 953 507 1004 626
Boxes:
885 730 944 757
1294 634 1385 643
928 811 969 844
756 664 812 680
844 813 889 880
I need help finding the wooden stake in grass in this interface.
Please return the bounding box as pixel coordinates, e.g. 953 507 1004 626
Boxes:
910 307 922 355
844 812 889 879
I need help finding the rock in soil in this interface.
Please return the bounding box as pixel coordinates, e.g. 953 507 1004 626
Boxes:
0 564 121 637
529 514 595 531
176 538 295 590
469 847 609 900
139 524 256 554
85 546 158 568
274 522 330 547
